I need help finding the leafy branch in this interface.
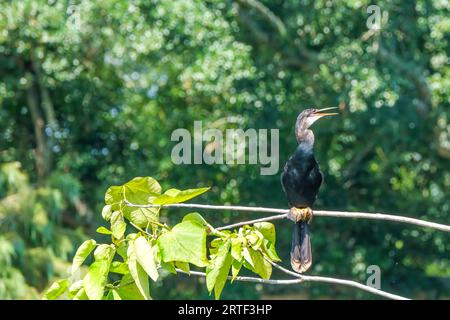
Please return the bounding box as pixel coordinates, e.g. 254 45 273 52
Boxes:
44 176 448 301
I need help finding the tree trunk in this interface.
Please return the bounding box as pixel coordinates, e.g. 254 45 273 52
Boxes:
25 72 50 181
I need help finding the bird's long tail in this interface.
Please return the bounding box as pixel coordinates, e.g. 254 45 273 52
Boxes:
290 221 312 273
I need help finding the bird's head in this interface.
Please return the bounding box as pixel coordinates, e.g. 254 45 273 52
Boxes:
295 107 338 143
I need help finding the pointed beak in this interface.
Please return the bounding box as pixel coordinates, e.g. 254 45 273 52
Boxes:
313 107 339 117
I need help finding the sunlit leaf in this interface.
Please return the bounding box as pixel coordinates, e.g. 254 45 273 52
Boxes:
123 177 161 204
174 261 190 274
111 211 127 239
206 240 232 300
153 187 210 205
44 279 69 300
96 226 112 235
71 239 96 275
134 236 159 282
127 240 151 300
113 274 145 300
83 260 110 300
101 205 113 221
157 220 208 267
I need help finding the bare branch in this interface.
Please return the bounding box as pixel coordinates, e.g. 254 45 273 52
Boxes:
175 264 410 300
216 214 286 230
124 201 450 233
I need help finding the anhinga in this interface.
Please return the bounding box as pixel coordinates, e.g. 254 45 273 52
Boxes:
281 107 338 273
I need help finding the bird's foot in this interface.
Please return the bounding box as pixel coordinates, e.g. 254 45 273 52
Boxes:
288 207 313 223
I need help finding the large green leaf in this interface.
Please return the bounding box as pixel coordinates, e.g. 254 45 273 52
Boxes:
110 210 127 239
123 177 161 204
134 236 159 282
127 240 151 300
122 205 160 228
182 212 210 229
105 177 162 228
83 260 110 300
93 244 115 262
71 239 96 275
157 220 208 267
254 222 276 244
153 187 210 205
44 279 69 300
206 240 232 300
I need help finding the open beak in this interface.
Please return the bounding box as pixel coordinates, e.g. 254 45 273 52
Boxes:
313 107 339 117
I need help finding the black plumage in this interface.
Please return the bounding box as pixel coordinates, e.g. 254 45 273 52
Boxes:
281 107 337 273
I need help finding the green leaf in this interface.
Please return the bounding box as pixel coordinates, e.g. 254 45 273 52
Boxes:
72 288 89 300
93 244 115 262
110 261 129 274
67 280 83 299
44 279 69 300
254 222 276 244
206 240 232 300
71 239 96 275
182 212 210 229
123 177 161 204
111 211 127 239
83 260 110 300
134 236 159 282
230 237 242 261
231 259 242 282
174 261 190 274
101 205 113 221
160 261 177 274
105 177 162 228
96 226 112 235
127 240 151 300
105 186 123 205
262 239 281 262
242 246 255 269
157 220 208 267
253 222 281 261
110 289 121 300
246 230 263 250
153 187 210 205
112 274 145 300
122 205 160 228
245 247 272 279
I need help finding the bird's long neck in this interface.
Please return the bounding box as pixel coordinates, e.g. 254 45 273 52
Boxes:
295 121 315 153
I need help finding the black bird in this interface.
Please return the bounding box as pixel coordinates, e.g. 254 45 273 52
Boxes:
281 107 338 273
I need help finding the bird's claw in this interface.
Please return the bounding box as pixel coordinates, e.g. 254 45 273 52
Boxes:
288 207 313 223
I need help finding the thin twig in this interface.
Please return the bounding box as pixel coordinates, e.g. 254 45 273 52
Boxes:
176 268 303 285
216 214 287 230
124 201 450 233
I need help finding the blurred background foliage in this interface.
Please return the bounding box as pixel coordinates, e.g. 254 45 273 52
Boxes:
0 0 449 299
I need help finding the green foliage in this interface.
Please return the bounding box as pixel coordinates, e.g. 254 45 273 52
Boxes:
45 177 281 300
1 0 449 299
